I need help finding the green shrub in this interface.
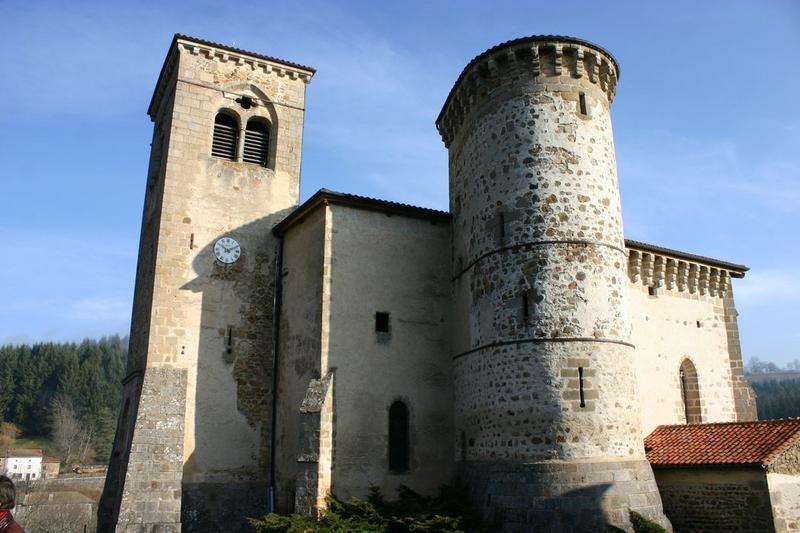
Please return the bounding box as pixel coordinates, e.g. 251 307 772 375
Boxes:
629 510 667 533
248 484 493 533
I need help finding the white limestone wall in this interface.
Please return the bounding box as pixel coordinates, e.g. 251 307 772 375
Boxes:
629 282 737 435
325 206 453 501
768 472 800 532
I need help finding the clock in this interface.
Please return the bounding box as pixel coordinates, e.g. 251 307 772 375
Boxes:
214 237 241 264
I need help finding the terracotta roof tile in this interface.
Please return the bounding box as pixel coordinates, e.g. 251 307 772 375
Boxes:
645 419 800 467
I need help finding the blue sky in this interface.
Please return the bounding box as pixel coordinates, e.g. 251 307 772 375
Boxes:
0 0 798 365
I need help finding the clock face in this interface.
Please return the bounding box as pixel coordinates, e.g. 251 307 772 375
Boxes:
214 237 241 264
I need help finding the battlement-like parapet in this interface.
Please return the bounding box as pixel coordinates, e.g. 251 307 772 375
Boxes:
436 35 619 147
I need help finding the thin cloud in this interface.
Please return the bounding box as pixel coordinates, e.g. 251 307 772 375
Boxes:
735 270 800 306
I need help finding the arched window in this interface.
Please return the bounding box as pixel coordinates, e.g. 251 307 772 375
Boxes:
679 359 702 424
388 400 410 472
242 118 270 166
211 112 238 161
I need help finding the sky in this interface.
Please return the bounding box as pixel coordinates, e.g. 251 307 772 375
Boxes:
0 0 798 366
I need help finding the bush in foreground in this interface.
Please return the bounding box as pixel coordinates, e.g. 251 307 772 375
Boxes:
249 484 493 533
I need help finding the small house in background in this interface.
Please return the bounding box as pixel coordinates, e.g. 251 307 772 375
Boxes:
42 456 60 479
645 419 800 532
2 448 44 481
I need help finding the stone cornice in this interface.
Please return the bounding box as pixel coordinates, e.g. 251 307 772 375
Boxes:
627 248 740 297
148 34 315 119
436 36 619 147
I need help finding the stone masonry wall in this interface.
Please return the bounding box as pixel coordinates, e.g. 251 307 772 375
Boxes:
461 459 664 532
629 281 740 434
441 36 669 531
325 206 453 502
275 206 326 513
654 467 774 532
102 36 312 532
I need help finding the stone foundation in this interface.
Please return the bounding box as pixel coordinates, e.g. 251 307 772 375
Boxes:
459 459 671 532
181 481 269 532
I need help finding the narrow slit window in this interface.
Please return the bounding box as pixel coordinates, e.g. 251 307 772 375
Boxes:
375 312 390 333
499 212 506 243
211 112 238 161
579 92 587 115
522 294 529 320
389 401 410 472
578 367 586 408
243 118 269 166
226 326 233 354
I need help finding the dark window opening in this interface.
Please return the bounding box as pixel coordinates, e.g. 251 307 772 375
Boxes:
212 112 238 161
696 320 702 328
578 366 586 408
375 312 390 333
389 401 410 472
499 212 505 243
522 294 529 320
579 92 587 115
648 286 658 297
243 118 269 166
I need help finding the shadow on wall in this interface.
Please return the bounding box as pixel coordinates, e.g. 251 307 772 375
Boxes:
180 207 295 532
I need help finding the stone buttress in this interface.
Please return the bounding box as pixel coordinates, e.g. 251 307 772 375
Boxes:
98 35 313 532
438 36 671 531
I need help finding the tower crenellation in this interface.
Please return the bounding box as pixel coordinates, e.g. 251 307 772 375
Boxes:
437 36 619 148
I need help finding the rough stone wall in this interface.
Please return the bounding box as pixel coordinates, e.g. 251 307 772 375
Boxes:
101 36 311 532
275 206 327 513
441 38 668 530
324 206 453 502
654 467 775 532
461 459 663 532
116 367 187 531
628 279 740 434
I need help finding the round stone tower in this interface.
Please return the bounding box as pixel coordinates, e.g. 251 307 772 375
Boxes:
438 36 671 531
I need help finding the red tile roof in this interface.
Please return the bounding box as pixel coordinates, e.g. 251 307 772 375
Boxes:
645 419 800 467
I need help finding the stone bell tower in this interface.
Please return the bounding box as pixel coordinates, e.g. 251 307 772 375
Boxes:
98 35 313 532
438 36 671 531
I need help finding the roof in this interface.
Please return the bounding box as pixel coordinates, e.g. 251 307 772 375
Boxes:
645 419 800 468
5 448 43 458
437 35 619 126
272 189 451 236
625 239 748 276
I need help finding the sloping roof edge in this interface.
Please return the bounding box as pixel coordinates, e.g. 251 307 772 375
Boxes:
272 190 749 274
645 419 800 468
272 189 451 236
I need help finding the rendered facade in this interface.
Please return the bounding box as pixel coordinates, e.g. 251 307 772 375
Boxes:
99 34 757 532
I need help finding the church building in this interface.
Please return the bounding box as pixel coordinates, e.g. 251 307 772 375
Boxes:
98 34 758 532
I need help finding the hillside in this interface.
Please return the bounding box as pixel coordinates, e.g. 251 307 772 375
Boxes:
0 336 127 464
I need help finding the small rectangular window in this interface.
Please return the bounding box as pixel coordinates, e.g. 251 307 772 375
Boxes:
375 312 390 333
648 286 658 297
578 366 586 408
522 294 529 320
499 212 505 243
579 92 587 115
